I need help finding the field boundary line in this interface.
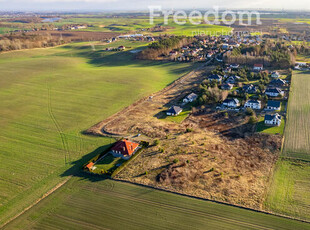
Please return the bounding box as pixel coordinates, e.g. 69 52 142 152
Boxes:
112 178 310 224
0 176 72 229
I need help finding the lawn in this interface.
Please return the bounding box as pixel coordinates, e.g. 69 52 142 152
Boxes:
4 178 310 230
256 116 285 135
0 41 195 225
92 153 126 174
265 159 310 221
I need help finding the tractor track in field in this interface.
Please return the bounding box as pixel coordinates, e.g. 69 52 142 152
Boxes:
47 84 71 164
89 186 274 230
0 176 72 229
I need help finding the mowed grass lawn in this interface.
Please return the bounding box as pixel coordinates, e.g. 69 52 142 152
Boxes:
265 71 310 221
0 41 195 225
256 116 285 135
4 178 310 230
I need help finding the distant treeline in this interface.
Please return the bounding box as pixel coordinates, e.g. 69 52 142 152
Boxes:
0 34 65 52
137 36 195 60
224 40 297 68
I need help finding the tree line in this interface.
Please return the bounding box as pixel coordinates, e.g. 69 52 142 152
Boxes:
0 33 65 52
137 36 195 60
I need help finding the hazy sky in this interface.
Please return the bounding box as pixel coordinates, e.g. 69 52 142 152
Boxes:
0 0 309 11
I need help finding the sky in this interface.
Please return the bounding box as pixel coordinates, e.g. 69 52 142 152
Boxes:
0 0 309 12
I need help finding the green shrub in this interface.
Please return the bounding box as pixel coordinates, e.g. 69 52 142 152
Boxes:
248 116 258 124
153 139 160 146
245 108 255 116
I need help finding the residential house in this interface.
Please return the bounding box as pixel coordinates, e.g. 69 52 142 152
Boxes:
244 99 261 109
253 64 264 71
111 139 140 160
265 88 284 97
166 106 183 116
85 162 94 171
118 46 126 51
266 101 281 111
230 63 240 69
222 98 240 108
222 43 229 50
226 75 240 84
271 71 280 78
221 83 233 90
269 79 286 88
183 93 198 103
208 74 222 82
243 84 258 94
264 113 282 126
169 50 178 56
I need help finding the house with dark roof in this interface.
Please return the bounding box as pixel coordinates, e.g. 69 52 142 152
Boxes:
222 98 240 108
266 101 281 111
271 71 280 78
243 84 258 94
111 139 139 160
265 88 284 97
166 106 183 116
264 113 282 126
221 83 233 90
208 74 222 82
269 79 286 88
244 99 261 109
183 93 198 104
226 75 240 84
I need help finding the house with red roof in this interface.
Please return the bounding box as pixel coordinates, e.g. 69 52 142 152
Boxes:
85 162 94 171
253 64 263 71
111 139 139 160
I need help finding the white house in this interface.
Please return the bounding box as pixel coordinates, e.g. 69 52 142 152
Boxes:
166 106 183 116
266 101 281 111
253 64 263 71
244 99 261 110
226 75 240 84
271 71 280 78
221 83 233 90
230 63 240 69
264 113 282 126
208 74 222 82
265 88 284 97
222 98 240 108
183 93 198 103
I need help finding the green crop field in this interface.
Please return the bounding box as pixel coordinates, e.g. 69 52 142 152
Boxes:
0 40 195 225
25 16 232 36
265 159 310 221
282 71 310 160
4 177 310 230
265 71 310 221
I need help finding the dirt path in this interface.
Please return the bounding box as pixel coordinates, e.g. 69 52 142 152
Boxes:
0 176 72 229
